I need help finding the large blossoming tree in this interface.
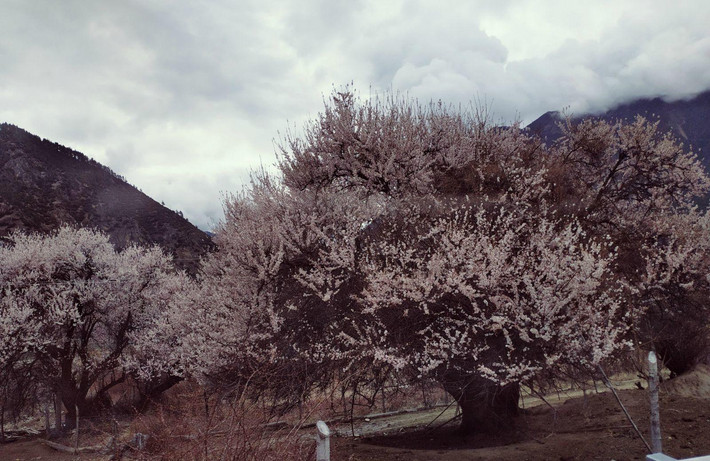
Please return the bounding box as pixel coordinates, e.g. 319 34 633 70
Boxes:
0 226 192 426
195 90 709 434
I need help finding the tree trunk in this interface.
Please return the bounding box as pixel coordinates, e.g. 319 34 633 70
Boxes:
442 374 520 435
58 379 94 428
62 392 109 426
60 391 82 429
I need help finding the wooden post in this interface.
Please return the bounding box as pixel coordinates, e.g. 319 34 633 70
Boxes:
44 402 50 438
315 420 331 461
74 404 79 454
648 351 662 454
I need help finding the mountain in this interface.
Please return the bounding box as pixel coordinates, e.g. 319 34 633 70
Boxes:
527 90 710 167
0 123 213 273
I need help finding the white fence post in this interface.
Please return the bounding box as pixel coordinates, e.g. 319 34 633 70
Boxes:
648 351 662 454
315 420 331 461
646 454 677 461
132 432 149 450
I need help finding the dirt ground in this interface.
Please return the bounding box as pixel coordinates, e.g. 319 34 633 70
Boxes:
332 367 710 461
2 367 710 460
0 438 107 460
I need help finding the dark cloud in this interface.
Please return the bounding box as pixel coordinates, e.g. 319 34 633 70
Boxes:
1 0 709 230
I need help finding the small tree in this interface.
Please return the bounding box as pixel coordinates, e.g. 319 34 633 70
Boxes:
200 89 710 434
0 226 191 426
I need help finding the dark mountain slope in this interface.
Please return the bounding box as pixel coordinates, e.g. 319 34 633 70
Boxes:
0 123 212 272
527 90 710 167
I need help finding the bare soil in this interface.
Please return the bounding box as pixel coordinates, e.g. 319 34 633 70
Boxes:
2 368 710 460
332 370 710 461
0 438 106 460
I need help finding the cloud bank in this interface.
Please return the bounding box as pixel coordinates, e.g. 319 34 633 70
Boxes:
1 0 709 229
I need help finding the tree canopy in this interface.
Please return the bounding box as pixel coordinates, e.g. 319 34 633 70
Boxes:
190 89 710 433
0 226 191 425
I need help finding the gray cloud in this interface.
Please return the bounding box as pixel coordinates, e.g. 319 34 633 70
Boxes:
1 0 709 230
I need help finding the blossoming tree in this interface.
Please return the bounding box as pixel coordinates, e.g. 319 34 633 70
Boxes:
201 90 709 434
550 116 710 374
0 226 191 425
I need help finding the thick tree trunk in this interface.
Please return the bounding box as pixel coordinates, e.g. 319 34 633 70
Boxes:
61 390 113 427
60 390 84 429
58 377 99 428
442 375 520 435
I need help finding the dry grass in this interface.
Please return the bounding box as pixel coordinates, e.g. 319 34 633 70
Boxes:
124 376 452 459
130 382 316 461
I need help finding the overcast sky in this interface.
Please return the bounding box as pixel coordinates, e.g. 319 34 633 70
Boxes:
2 1 709 231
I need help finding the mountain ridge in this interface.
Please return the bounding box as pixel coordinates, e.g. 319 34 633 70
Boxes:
0 123 213 273
527 90 710 167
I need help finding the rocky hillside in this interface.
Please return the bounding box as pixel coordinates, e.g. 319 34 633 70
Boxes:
527 90 710 167
0 123 213 273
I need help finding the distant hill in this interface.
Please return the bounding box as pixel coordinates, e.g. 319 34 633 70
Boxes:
527 90 710 168
0 123 213 273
